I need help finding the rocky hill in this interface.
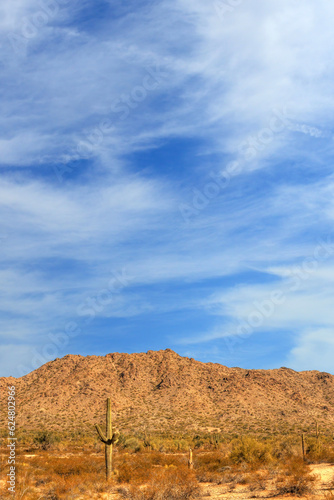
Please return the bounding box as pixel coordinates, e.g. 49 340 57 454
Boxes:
1 349 333 436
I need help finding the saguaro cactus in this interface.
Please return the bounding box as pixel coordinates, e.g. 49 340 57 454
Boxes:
188 448 193 469
95 398 119 480
316 422 320 454
301 433 305 459
143 428 151 450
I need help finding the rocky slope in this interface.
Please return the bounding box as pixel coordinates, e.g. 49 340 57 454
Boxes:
0 349 333 435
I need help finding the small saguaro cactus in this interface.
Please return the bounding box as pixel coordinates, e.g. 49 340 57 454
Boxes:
143 428 151 450
188 448 193 469
95 398 119 480
316 422 320 454
301 433 305 459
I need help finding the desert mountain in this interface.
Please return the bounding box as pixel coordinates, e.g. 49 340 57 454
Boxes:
1 349 333 435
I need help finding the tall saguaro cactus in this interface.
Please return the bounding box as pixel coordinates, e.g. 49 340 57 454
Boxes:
95 398 119 480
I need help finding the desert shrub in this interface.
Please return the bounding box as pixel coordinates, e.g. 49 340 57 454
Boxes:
246 469 270 492
47 455 104 477
33 430 62 450
174 439 189 452
303 436 328 462
273 456 317 496
195 452 230 471
230 436 273 465
117 454 153 484
194 451 233 483
271 436 295 459
193 436 205 449
123 437 142 452
118 465 200 500
195 451 268 486
313 443 334 464
116 451 185 484
328 474 334 491
147 437 180 452
11 453 113 499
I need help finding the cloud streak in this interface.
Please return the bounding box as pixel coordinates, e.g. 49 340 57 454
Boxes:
1 0 334 375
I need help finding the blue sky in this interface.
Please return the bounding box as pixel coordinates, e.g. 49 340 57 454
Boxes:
1 0 334 376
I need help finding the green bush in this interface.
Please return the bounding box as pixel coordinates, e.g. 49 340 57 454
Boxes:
123 437 142 452
230 436 273 464
33 430 61 450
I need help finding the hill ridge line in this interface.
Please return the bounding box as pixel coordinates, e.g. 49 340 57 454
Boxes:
0 349 333 434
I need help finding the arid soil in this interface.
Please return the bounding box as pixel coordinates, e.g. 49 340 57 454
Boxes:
1 457 332 500
199 463 334 500
0 349 334 434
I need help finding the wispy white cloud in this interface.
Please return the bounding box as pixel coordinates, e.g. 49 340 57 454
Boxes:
287 329 334 373
176 255 334 372
2 0 333 169
1 0 334 374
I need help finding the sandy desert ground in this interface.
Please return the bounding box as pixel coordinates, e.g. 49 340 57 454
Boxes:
1 453 333 500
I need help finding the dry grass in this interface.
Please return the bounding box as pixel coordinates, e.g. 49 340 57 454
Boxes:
0 450 200 500
0 451 112 499
273 456 317 496
116 450 186 484
325 473 334 499
118 466 200 500
194 451 233 484
1 438 334 499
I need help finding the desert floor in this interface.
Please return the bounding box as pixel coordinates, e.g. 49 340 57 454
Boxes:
1 452 334 499
198 463 334 500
